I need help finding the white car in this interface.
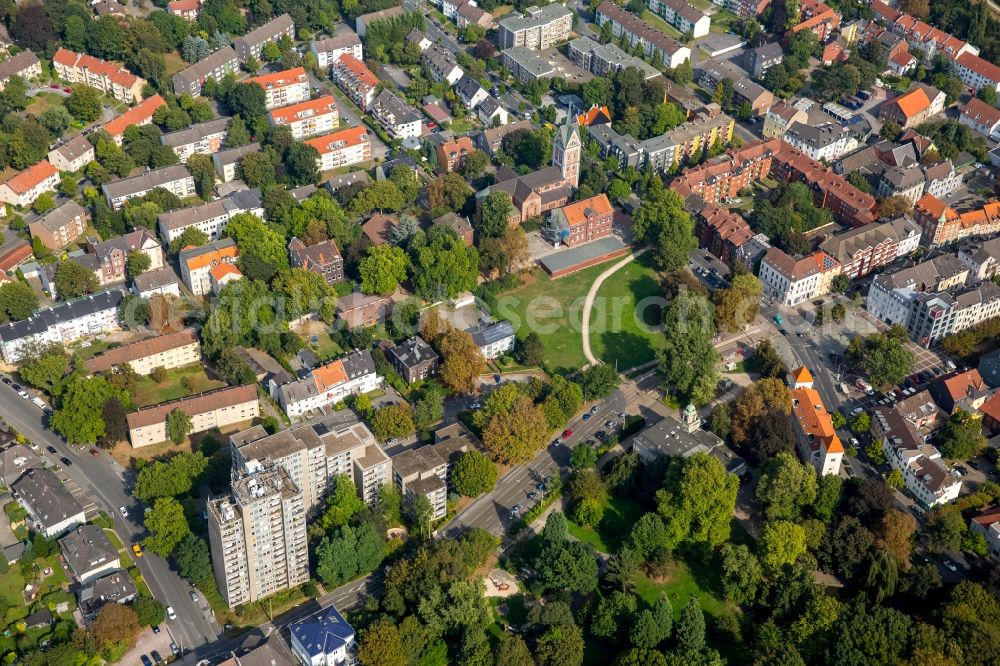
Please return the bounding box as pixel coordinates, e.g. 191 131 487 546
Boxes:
943 560 958 572
119 506 128 518
166 606 176 621
17 390 28 399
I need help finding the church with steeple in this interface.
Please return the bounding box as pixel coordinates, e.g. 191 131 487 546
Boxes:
552 112 581 188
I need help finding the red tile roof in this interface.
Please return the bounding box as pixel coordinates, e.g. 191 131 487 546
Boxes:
334 53 378 88
246 67 307 91
957 52 1000 85
53 48 141 90
102 95 166 138
890 87 931 120
304 126 371 154
962 97 1000 128
3 160 57 195
268 95 337 125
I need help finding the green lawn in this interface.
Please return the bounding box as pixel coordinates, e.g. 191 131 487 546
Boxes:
642 9 684 39
631 559 732 620
449 117 476 134
131 365 226 407
25 92 65 118
566 494 646 553
587 253 666 370
709 8 741 34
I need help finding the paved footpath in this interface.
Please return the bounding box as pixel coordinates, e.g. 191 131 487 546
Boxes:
580 248 650 366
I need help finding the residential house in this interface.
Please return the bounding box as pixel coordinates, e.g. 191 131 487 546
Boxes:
336 292 391 329
436 136 477 173
0 443 41 489
28 201 89 250
790 367 844 476
456 2 494 30
545 193 614 246
78 571 138 620
212 143 261 182
498 4 573 50
783 122 861 161
268 96 338 139
872 405 961 507
387 336 439 383
131 266 180 299
929 369 992 414
362 213 398 245
167 0 199 19
127 384 259 447
913 194 1000 247
762 101 808 139
52 48 145 103
233 14 295 64
423 44 464 85
288 237 344 285
310 26 363 68
245 67 310 110
759 247 841 306
48 135 95 172
102 165 194 210
0 160 59 208
180 238 239 296
172 46 239 96
12 468 85 537
960 98 1000 141
370 90 422 139
290 606 356 666
210 262 242 294
330 53 379 110
907 282 1000 347
789 0 840 42
477 96 510 127
969 506 1000 558
101 95 166 146
157 187 263 244
58 525 119 584
595 1 692 69
0 290 123 363
744 42 784 78
879 85 936 129
896 389 946 432
958 236 1000 282
433 212 474 246
271 349 380 418
85 228 164 285
0 50 40 90
160 117 230 163
455 74 488 110
84 328 200 375
467 320 515 359
305 126 372 172
472 119 532 155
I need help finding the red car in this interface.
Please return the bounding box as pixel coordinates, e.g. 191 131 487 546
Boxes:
89 448 99 457
561 429 573 439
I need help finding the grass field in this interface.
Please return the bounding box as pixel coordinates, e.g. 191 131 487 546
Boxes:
499 262 611 373
25 92 65 118
709 8 741 34
566 494 646 553
131 364 225 407
631 559 732 619
642 9 684 38
588 253 665 370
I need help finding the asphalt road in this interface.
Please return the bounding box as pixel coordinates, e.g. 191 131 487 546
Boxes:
0 383 220 652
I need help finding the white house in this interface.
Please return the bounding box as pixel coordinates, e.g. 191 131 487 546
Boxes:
272 349 380 419
970 506 1000 559
467 320 515 360
759 248 840 306
873 405 961 508
0 290 123 364
289 606 356 666
790 367 843 477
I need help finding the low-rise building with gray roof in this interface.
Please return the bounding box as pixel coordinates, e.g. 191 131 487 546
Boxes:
12 468 86 537
59 524 119 584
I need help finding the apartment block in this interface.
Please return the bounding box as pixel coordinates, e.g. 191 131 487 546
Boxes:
268 96 338 139
304 126 372 172
953 52 1000 95
246 67 311 110
160 117 230 163
467 320 516 360
497 4 572 50
213 143 261 182
208 460 308 608
84 328 199 376
101 95 166 146
0 160 59 208
0 51 41 90
817 215 921 279
370 90 422 140
960 98 1000 141
790 367 843 476
645 0 709 38
770 143 877 227
126 384 259 447
330 54 378 110
0 290 123 364
28 200 89 250
52 48 145 103
288 237 344 285
692 201 753 265
48 135 95 173
872 406 960 507
180 238 239 296
310 27 363 68
907 282 1000 347
759 247 841 306
392 447 449 519
271 349 380 419
172 46 239 97
545 193 614 247
233 14 295 64
595 1 692 69
783 122 861 161
566 37 662 80
102 165 195 210
85 228 164 286
866 254 971 328
914 195 1000 247
157 188 263 244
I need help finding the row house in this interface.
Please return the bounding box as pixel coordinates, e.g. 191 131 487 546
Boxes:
595 1 692 69
233 14 295 64
127 385 259 447
645 0 710 38
288 237 343 285
272 349 380 419
160 116 230 163
84 328 200 375
48 135 95 173
0 290 123 363
868 1 976 61
770 145 877 227
960 97 1000 141
172 46 239 97
85 229 164 286
102 164 195 210
52 48 145 103
304 126 372 172
758 247 841 306
370 90 422 140
330 54 379 110
872 406 961 507
545 193 614 247
100 95 166 146
180 238 238 296
309 27 363 68
28 200 89 250
245 67 310 110
0 160 59 208
817 215 921 280
790 368 844 476
497 4 573 50
914 194 1000 246
268 96 338 139
157 188 263 244
212 142 261 182
0 51 41 91
866 254 971 327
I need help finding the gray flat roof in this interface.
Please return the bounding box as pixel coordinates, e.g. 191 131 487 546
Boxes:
539 236 628 274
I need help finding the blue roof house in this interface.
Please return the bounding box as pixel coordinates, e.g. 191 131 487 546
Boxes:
289 606 357 666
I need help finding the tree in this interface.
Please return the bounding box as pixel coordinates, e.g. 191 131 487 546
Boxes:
676 598 706 653
226 82 268 127
438 328 485 394
591 591 638 640
452 451 498 496
317 475 367 530
428 172 473 212
495 635 533 666
52 375 130 444
224 114 251 148
482 395 548 464
657 291 720 405
32 192 55 214
655 453 738 553
847 330 914 388
578 363 620 399
633 180 697 270
760 520 807 571
134 452 208 501
519 332 545 366
756 452 818 521
409 226 479 300
17 345 67 395
166 409 193 444
938 409 987 459
133 598 166 627
719 543 763 604
0 281 37 323
477 191 515 238
286 142 320 185
238 152 276 189
143 497 190 555
65 85 103 122
370 403 415 442
348 180 405 216
460 150 489 179
187 154 216 198
127 251 152 279
570 443 598 469
713 274 763 333
877 508 916 566
360 244 408 295
174 534 212 582
812 473 843 522
536 623 585 666
357 618 405 666
54 260 99 300
91 603 140 652
408 493 434 539
224 213 289 282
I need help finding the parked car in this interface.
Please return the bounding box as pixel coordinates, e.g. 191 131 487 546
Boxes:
582 413 591 421
595 430 607 441
46 446 57 454
60 457 72 467
561 429 573 439
190 591 198 602
151 625 160 634
943 559 958 572
536 482 547 492
140 655 153 666
527 492 538 500
151 650 164 665
0 377 11 386
170 643 180 656
166 606 176 621
590 405 600 414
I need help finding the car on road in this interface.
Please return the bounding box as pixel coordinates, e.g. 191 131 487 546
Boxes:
561 429 573 439
119 506 128 518
151 624 159 634
132 544 142 557
773 315 783 325
166 606 176 621
170 644 180 656
190 591 198 602
582 413 591 421
89 448 99 457
46 446 57 454
943 559 958 572
60 457 71 467
850 438 859 447
151 650 164 665
140 655 153 666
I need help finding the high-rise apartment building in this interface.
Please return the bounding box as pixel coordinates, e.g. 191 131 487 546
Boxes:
207 461 308 608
